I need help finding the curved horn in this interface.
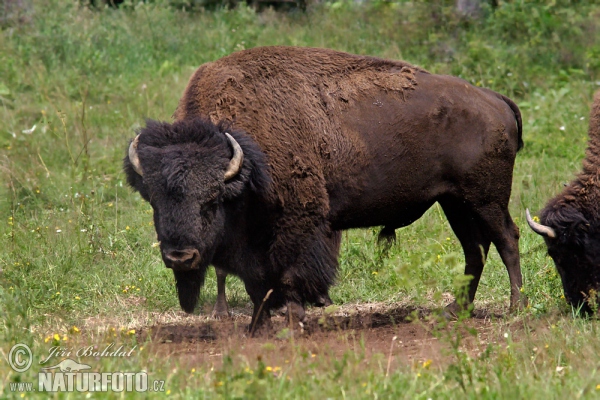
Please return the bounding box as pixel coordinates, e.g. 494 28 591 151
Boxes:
224 132 244 181
526 209 556 239
128 134 143 177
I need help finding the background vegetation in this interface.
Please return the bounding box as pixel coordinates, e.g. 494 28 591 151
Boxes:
1 0 600 397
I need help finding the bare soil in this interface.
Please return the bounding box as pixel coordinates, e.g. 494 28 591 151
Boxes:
135 302 521 371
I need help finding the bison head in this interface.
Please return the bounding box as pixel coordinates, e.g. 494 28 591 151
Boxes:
124 118 270 313
527 206 600 313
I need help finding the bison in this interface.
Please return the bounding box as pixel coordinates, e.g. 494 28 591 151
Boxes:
124 46 525 332
527 89 600 313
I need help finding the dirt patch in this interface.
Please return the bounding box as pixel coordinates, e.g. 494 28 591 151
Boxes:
136 302 516 371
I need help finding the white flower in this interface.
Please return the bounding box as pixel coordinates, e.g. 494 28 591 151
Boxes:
22 124 37 134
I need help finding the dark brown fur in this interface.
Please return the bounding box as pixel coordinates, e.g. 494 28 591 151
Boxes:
126 46 525 331
536 90 600 312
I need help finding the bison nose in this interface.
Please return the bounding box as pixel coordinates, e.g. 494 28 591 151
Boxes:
163 248 201 270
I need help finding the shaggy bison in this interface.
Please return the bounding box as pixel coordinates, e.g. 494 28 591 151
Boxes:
124 46 525 331
527 90 600 312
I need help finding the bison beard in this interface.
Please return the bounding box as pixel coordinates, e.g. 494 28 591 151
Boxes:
174 269 206 313
527 89 600 313
126 46 526 335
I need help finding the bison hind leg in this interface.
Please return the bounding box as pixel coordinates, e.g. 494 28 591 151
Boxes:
439 199 491 315
377 226 397 244
211 267 230 318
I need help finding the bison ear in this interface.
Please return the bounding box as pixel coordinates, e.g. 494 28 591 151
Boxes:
543 206 589 247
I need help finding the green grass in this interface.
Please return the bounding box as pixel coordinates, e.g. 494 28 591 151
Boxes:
2 0 600 397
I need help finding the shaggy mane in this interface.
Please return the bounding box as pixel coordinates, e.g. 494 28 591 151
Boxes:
542 90 600 226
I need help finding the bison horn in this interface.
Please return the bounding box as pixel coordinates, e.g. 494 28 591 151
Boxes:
128 134 143 177
526 209 556 239
224 132 244 181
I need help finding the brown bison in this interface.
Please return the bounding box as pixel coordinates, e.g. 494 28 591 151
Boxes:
124 46 525 332
527 89 600 313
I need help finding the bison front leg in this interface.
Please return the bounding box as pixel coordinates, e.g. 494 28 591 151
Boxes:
210 267 230 319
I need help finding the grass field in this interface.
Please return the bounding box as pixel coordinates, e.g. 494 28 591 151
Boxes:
2 0 600 398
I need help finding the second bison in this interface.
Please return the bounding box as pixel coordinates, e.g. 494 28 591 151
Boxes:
527 90 600 313
124 46 525 331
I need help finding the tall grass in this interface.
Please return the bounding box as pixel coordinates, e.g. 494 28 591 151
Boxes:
2 0 600 397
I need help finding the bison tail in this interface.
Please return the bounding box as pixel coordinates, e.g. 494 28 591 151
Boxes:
500 94 524 152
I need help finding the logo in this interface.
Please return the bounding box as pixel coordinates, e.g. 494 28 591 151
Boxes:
8 344 33 373
7 343 165 393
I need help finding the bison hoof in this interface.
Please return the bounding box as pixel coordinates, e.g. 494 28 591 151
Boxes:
210 308 230 319
210 298 230 319
509 294 528 313
442 300 473 320
248 319 273 338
